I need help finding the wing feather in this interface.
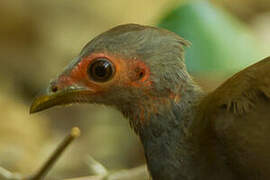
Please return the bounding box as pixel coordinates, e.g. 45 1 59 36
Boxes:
204 56 270 114
200 56 270 179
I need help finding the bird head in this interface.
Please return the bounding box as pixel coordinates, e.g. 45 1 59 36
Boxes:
30 24 190 131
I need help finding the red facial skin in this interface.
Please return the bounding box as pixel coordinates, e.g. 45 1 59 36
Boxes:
51 52 180 125
55 52 152 94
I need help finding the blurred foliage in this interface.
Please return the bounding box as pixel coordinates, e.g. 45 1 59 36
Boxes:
0 94 50 174
159 0 268 76
217 0 270 23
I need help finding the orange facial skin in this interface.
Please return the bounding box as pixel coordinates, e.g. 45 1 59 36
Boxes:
52 51 182 126
56 52 152 95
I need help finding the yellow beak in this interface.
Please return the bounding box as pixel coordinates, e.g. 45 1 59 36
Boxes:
30 86 92 114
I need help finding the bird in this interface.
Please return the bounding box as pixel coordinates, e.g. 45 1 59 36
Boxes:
30 24 270 180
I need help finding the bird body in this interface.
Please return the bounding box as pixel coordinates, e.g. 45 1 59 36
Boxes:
30 24 270 180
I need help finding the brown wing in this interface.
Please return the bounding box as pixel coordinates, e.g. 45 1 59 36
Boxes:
201 56 270 179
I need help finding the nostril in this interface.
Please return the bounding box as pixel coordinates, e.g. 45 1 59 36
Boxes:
51 85 58 93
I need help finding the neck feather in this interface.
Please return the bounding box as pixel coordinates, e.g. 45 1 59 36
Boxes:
123 81 204 179
123 80 204 134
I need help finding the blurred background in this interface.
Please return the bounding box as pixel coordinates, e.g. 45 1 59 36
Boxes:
0 0 269 179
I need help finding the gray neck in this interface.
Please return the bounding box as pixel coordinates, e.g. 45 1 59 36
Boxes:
137 84 204 180
135 83 239 180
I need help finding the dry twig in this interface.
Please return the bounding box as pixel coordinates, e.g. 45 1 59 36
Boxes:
0 127 80 180
65 164 149 180
0 127 149 180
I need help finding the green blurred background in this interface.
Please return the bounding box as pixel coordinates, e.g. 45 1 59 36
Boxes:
0 0 269 179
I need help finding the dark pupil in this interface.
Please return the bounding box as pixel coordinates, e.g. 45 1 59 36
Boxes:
88 59 113 82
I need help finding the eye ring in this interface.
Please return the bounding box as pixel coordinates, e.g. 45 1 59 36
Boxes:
87 58 115 82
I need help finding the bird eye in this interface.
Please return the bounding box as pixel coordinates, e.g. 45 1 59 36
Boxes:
87 58 115 82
